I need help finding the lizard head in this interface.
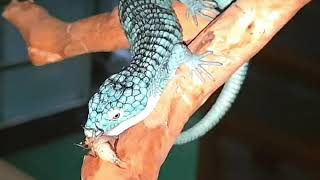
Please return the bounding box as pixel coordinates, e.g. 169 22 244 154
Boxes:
84 78 150 138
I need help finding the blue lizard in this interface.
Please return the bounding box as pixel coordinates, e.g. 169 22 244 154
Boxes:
84 0 248 144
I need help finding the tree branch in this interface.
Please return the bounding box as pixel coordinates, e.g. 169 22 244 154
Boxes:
2 0 311 179
81 0 309 180
2 1 210 65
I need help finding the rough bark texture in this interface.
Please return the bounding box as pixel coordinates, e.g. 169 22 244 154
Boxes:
2 0 311 179
2 1 209 65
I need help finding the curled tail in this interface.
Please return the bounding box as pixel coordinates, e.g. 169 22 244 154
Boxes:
176 63 249 144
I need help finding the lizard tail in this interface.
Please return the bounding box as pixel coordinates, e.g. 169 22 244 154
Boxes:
175 63 249 144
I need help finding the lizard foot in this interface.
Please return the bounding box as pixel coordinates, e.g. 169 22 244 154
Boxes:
180 0 219 25
169 44 222 83
186 51 223 83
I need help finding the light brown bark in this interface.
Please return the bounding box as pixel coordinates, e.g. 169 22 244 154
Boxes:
2 0 311 179
2 1 210 65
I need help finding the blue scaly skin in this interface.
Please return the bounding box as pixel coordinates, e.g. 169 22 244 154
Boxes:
84 0 247 144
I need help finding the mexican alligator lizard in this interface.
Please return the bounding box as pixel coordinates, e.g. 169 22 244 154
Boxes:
84 0 248 145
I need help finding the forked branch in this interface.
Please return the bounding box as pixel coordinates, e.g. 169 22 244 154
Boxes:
2 0 311 179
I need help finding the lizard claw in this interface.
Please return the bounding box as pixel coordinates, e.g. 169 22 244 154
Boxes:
182 0 219 26
187 51 223 83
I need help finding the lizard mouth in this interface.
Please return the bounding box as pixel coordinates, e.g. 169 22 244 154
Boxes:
84 128 103 138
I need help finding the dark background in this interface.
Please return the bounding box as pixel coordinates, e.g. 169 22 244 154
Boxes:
0 0 319 179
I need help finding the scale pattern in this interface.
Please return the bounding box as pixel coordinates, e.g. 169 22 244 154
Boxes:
84 0 247 144
84 0 185 136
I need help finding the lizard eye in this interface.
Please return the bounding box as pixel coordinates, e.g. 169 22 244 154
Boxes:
113 113 121 120
109 109 123 120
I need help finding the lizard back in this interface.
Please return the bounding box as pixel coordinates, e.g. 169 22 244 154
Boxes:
119 0 183 93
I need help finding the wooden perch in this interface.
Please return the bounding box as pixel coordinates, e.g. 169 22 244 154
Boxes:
2 1 210 65
3 0 311 180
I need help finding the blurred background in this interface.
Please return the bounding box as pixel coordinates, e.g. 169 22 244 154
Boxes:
0 0 319 179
